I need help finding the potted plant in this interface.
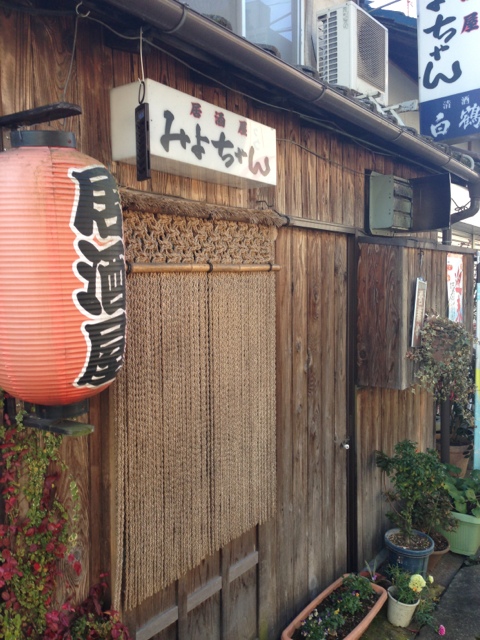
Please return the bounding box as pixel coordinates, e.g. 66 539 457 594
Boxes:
386 565 425 628
386 565 445 634
376 440 447 574
409 314 475 470
409 314 474 412
409 457 458 570
440 469 480 556
281 573 388 640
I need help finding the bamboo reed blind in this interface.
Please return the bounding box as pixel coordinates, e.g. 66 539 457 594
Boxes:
112 213 277 610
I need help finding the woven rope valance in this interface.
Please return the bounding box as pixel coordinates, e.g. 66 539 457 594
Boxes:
119 187 286 227
112 212 277 611
123 211 276 265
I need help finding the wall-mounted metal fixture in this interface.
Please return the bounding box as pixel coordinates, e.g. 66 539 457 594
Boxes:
366 171 451 236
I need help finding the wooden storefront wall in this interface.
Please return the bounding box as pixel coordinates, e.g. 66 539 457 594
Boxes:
356 242 475 567
0 7 473 639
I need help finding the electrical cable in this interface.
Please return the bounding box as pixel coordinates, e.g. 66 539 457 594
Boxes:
2 0 456 180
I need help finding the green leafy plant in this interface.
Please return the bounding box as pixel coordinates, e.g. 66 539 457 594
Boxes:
444 469 480 517
449 402 474 446
376 440 455 543
408 314 474 424
0 397 131 639
0 410 79 639
387 565 427 604
388 565 446 636
294 574 378 640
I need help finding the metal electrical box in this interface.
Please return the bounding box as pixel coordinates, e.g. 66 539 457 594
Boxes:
366 171 451 236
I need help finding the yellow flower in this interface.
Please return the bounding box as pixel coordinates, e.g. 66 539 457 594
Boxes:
334 609 340 615
428 575 434 584
409 574 426 592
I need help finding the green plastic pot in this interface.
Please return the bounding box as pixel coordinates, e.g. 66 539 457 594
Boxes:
441 511 480 556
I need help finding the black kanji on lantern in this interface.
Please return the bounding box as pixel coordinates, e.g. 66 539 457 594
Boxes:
69 164 126 389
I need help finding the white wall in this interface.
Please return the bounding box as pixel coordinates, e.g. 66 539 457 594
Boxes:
387 62 419 130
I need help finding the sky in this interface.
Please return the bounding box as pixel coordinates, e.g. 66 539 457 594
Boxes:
369 0 417 17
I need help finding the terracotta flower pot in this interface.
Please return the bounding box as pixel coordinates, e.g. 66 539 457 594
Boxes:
427 538 450 572
449 444 471 478
281 575 388 640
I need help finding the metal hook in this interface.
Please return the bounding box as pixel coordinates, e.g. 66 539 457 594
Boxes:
75 2 91 18
138 80 146 105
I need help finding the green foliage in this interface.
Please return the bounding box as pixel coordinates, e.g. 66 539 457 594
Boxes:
376 440 454 540
297 574 376 639
0 401 131 639
414 595 437 629
408 315 474 423
0 412 78 638
449 402 475 445
444 469 480 518
387 565 444 634
387 565 427 604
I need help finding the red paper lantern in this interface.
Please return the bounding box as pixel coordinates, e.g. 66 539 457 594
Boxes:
0 131 126 407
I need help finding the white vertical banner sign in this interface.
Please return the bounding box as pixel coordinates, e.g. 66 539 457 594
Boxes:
418 0 480 143
411 278 428 348
447 253 464 323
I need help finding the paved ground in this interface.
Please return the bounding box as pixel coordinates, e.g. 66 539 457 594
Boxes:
415 558 480 639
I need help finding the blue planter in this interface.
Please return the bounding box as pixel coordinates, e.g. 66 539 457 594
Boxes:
384 528 435 577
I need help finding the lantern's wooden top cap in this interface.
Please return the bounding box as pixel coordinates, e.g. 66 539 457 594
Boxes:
0 102 82 129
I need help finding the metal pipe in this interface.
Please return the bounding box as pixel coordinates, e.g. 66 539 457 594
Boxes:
103 0 480 185
440 399 451 464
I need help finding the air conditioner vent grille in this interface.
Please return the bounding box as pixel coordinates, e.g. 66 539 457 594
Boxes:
357 10 387 92
317 11 339 84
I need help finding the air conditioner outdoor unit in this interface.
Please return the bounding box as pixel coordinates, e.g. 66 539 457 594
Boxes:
316 1 388 105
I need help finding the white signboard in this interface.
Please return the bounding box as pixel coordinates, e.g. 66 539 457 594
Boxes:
411 278 427 348
110 79 276 188
447 253 464 323
418 0 480 143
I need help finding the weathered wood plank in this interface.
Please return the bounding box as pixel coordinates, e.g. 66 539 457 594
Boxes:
301 126 318 220
306 230 323 596
342 143 356 227
319 232 337 584
57 426 90 604
316 131 330 221
75 20 113 163
285 114 303 217
273 226 294 634
333 235 348 572
329 135 343 223
291 229 308 606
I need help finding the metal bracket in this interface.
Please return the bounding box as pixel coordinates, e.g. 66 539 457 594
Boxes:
22 415 94 436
